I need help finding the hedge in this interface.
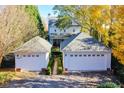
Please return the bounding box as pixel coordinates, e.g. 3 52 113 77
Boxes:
97 82 120 88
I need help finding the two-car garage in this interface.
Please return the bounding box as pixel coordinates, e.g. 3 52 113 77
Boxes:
61 32 111 72
63 52 111 71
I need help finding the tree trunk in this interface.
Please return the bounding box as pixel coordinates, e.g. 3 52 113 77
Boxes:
0 49 3 66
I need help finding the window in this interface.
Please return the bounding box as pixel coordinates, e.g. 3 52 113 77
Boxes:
36 55 39 57
88 54 91 57
92 54 95 57
17 55 19 57
75 55 77 57
101 54 104 56
32 55 35 57
23 55 26 57
64 30 66 32
70 55 73 57
79 55 82 57
51 33 57 35
28 55 31 57
60 33 63 35
54 30 56 32
65 54 67 56
97 54 100 56
84 54 87 57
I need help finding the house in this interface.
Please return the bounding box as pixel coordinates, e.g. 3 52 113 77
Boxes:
13 36 52 71
60 32 111 72
48 17 81 46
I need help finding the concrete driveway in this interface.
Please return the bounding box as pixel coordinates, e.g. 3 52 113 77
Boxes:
1 72 118 88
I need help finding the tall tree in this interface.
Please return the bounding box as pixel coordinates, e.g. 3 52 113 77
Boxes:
53 6 110 42
109 6 124 64
53 5 124 65
24 5 45 37
0 5 44 63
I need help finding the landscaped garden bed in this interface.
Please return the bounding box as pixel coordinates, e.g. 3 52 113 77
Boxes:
46 46 63 75
97 82 120 88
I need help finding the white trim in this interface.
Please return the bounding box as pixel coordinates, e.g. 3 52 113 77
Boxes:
62 51 111 54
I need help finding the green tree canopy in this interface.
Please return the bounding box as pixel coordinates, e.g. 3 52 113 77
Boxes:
53 5 124 65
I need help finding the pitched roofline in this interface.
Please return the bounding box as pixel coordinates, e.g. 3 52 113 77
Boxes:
37 38 52 52
61 32 81 51
61 32 111 52
13 36 52 53
60 33 80 50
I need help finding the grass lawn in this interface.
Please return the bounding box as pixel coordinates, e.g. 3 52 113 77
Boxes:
0 72 15 85
0 71 37 86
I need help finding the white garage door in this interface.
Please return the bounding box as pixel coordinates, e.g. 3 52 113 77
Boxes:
64 53 107 71
15 53 48 71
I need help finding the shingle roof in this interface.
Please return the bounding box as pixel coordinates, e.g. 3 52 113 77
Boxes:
61 32 111 52
48 17 57 27
48 17 80 27
13 36 52 53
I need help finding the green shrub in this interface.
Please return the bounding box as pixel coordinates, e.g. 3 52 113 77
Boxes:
51 47 60 52
46 53 54 75
57 67 63 74
46 67 51 75
116 70 124 83
47 47 63 75
112 56 124 83
0 72 15 84
57 58 62 66
97 82 120 88
56 57 63 75
48 57 54 67
1 53 15 68
112 55 124 84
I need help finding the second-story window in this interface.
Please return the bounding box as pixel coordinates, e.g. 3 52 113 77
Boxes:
16 55 19 57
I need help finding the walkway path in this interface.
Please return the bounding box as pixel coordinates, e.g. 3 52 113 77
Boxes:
52 58 58 75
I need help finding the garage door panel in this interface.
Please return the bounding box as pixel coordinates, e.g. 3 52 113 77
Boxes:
16 53 48 71
64 53 107 71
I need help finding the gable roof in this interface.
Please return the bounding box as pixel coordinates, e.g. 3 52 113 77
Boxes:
48 17 80 27
13 36 52 53
61 32 111 52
